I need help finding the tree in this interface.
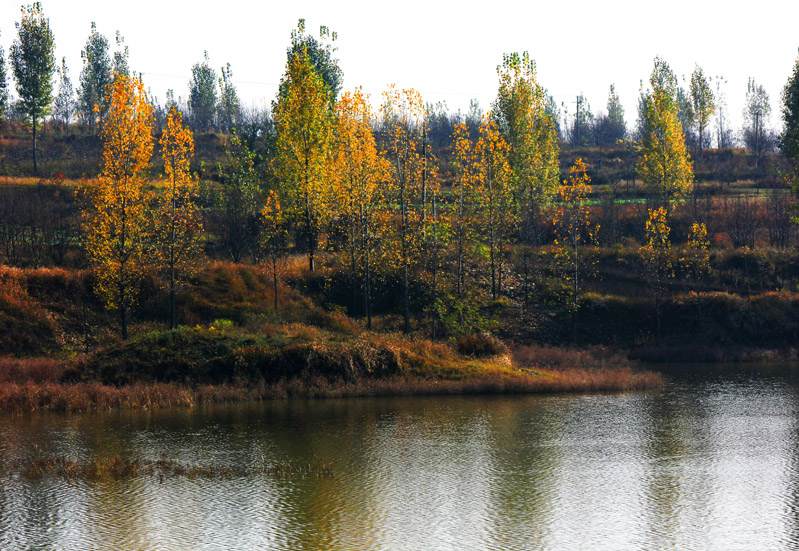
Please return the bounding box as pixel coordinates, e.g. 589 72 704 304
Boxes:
637 56 693 210
493 52 559 303
553 159 598 343
188 52 217 132
274 51 333 272
217 62 240 133
112 31 129 77
679 221 709 293
743 78 772 168
474 115 514 300
595 84 626 146
285 18 342 105
77 22 112 129
381 86 430 334
82 74 154 340
0 31 8 119
261 190 288 312
10 2 56 175
451 122 476 300
640 206 673 345
689 65 715 157
53 57 74 128
780 49 799 183
331 89 388 327
218 133 261 263
159 107 202 329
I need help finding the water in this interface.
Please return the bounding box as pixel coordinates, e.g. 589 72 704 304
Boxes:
2 364 799 550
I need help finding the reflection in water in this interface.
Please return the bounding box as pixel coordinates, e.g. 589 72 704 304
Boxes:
2 365 799 550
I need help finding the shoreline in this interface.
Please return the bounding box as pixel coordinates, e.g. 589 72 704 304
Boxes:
0 366 662 414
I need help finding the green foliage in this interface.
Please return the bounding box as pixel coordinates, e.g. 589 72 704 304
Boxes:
53 56 74 126
77 22 112 128
283 18 342 105
10 2 55 124
637 56 693 207
189 51 218 132
493 51 560 243
217 62 240 133
689 65 715 154
0 31 8 118
781 49 799 180
217 133 261 263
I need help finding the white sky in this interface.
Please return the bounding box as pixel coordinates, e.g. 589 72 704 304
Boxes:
1 0 798 137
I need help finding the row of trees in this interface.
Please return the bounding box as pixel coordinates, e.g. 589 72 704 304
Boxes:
0 4 791 178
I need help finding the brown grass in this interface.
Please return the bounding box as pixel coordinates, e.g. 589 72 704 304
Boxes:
0 357 66 383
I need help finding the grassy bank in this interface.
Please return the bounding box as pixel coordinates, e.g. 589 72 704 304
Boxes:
0 330 661 413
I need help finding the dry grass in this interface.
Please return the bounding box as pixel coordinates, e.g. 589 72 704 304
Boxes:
0 357 66 383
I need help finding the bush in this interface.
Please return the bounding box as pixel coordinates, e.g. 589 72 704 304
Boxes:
456 333 508 358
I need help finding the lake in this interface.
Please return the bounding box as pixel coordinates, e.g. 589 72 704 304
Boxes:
2 364 799 550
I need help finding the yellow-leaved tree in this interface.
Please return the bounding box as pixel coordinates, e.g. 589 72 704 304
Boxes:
332 89 389 329
493 52 559 304
261 190 288 312
474 115 515 300
381 86 434 334
640 206 673 345
159 107 202 329
553 158 598 342
274 50 333 272
637 57 693 210
82 73 154 340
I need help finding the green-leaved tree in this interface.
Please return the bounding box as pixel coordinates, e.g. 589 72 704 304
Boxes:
10 2 55 175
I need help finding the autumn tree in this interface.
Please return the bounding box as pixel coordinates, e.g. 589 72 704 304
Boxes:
274 51 333 272
285 19 342 106
780 50 799 184
261 190 288 312
332 89 388 327
637 56 693 210
451 122 476 300
680 221 709 293
689 65 715 157
381 86 431 334
82 73 154 340
10 2 56 175
553 159 598 343
77 22 112 129
159 107 202 329
473 116 514 300
493 52 559 303
640 206 673 345
595 84 626 146
189 52 217 132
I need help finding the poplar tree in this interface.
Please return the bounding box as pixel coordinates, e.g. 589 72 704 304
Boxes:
188 52 217 132
0 31 8 118
82 74 154 340
493 52 559 303
780 50 799 182
332 89 388 326
159 108 202 329
274 51 333 272
637 56 693 210
77 22 112 129
53 57 74 128
218 62 240 133
10 2 55 175
689 65 715 157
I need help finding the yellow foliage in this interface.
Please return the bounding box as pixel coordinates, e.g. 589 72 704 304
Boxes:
81 73 154 338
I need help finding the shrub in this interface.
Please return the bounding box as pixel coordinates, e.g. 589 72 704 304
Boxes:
456 333 508 358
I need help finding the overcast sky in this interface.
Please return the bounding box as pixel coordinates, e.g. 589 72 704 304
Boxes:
1 0 798 137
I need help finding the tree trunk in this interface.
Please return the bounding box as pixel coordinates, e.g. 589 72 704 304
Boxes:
32 114 38 175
